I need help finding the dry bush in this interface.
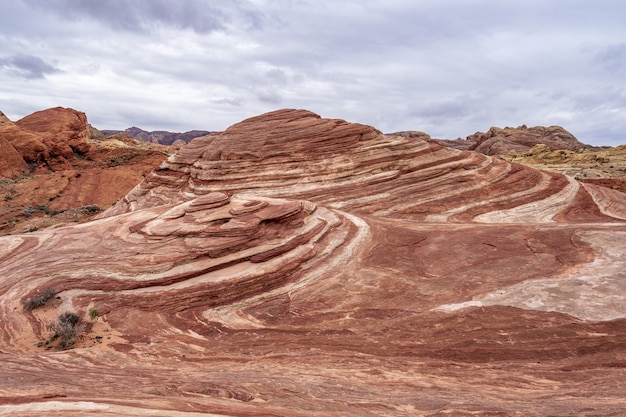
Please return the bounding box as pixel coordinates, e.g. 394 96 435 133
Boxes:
48 311 85 349
24 288 57 311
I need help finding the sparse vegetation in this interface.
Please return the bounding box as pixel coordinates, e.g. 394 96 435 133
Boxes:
21 206 35 217
79 205 102 215
20 204 53 217
24 288 57 311
89 308 99 320
36 204 51 214
48 311 85 350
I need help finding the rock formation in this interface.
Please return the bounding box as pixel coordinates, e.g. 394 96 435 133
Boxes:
435 124 588 155
500 143 626 193
3 107 92 172
1 109 626 416
107 110 623 224
0 108 169 234
0 111 32 177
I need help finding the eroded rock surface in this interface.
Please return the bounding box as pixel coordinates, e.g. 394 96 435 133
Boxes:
1 109 626 416
436 124 588 155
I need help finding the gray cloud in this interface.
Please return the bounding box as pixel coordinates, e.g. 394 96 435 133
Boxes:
0 54 61 79
24 0 263 33
256 89 283 105
1 0 626 146
596 43 626 74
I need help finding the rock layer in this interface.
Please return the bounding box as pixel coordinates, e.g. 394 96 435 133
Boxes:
1 109 626 416
107 109 622 224
435 124 587 155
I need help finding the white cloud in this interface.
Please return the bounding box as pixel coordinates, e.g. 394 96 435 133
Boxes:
0 0 625 145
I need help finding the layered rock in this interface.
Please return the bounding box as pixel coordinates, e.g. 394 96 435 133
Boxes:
1 109 626 416
436 124 588 155
106 109 624 224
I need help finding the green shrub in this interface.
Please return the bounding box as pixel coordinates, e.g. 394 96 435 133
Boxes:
89 308 99 320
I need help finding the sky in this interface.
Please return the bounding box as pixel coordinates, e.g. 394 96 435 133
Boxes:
1 1 626 145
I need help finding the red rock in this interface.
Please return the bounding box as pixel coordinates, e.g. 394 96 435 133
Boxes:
107 109 623 224
1 109 626 416
0 136 28 178
0 107 93 172
436 124 588 155
0 145 167 235
0 121 49 165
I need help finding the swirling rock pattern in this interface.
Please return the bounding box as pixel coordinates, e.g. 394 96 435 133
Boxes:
1 109 626 416
107 109 622 224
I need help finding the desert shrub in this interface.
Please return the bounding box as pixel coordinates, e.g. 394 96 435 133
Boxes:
24 288 57 311
22 206 35 217
79 205 102 215
48 311 85 350
36 204 51 214
89 308 99 320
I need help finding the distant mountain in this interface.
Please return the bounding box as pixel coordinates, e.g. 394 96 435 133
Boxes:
123 127 213 146
432 125 594 155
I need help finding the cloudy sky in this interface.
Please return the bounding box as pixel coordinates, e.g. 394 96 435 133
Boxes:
1 0 625 145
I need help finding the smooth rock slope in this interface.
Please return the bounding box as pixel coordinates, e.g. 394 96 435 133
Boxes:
1 109 626 416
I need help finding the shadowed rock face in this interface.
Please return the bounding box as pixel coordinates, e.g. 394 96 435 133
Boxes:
2 109 626 416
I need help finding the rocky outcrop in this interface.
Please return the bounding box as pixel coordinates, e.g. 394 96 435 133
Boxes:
107 109 622 224
0 112 29 177
0 148 167 235
0 137 28 178
1 109 626 416
0 111 38 175
436 124 588 155
0 107 92 172
0 108 172 234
